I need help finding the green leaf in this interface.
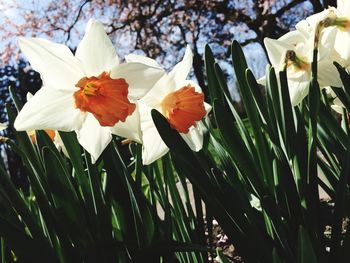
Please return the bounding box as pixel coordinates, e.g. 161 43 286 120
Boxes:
152 109 272 263
297 225 317 263
231 41 272 190
0 162 48 246
42 146 93 251
334 61 350 95
204 44 222 103
212 99 264 197
330 146 350 261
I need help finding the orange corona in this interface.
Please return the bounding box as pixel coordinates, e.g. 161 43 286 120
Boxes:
74 72 136 127
160 84 206 133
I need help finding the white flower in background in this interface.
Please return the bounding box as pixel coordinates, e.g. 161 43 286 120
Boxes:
306 0 350 65
296 0 350 64
138 46 211 165
264 24 341 105
14 18 165 163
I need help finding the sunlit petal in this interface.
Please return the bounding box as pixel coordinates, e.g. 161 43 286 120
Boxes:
180 123 204 152
111 106 142 143
168 45 193 87
111 62 165 100
125 54 162 68
76 114 112 163
264 38 294 70
139 103 169 165
18 37 83 90
76 19 119 76
14 87 85 131
288 73 310 106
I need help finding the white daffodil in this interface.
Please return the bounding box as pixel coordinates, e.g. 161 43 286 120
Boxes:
264 25 341 105
14 19 165 163
296 1 350 64
306 0 350 65
138 46 211 165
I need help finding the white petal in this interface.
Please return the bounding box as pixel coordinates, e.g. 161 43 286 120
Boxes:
295 20 313 37
75 19 119 76
204 102 212 114
139 103 168 165
264 38 294 70
18 37 83 90
279 30 305 45
288 73 310 106
305 8 337 29
111 106 142 143
76 114 112 163
318 27 337 60
0 123 7 131
138 74 175 108
337 0 346 11
111 62 165 100
180 122 204 152
338 0 350 16
335 31 350 63
318 58 342 87
14 87 85 131
177 79 203 92
168 45 193 86
125 54 162 68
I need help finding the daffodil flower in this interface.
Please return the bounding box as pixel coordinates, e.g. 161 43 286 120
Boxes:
138 46 211 165
264 26 341 105
296 1 350 64
14 19 165 162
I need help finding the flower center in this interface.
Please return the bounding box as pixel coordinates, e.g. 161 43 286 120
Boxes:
160 84 206 133
285 50 310 72
74 72 136 127
334 17 350 29
84 82 99 96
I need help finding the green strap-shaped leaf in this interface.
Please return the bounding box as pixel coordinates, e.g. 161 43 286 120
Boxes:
297 225 317 263
231 41 273 190
330 146 350 261
42 146 94 254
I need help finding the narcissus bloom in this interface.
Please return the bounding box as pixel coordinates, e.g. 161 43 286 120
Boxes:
138 46 211 165
14 19 164 162
264 26 341 105
297 0 350 64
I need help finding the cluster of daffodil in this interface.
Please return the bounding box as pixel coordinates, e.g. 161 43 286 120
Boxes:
261 0 350 108
13 19 211 165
